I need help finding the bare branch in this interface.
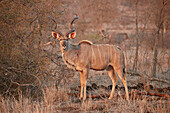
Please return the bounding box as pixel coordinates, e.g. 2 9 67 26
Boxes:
150 78 170 85
30 16 38 31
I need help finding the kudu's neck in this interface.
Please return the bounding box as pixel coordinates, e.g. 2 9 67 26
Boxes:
60 40 80 71
60 40 80 53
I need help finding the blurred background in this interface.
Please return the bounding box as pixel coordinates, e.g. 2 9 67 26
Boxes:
0 0 169 112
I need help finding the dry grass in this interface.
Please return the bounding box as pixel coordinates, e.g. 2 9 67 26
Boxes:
0 84 169 113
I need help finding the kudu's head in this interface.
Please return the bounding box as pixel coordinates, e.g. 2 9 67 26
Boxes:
50 15 79 52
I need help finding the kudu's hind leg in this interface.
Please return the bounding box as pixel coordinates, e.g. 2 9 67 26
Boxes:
116 68 129 100
107 68 118 99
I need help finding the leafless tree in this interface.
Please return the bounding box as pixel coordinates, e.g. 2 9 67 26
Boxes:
151 0 169 77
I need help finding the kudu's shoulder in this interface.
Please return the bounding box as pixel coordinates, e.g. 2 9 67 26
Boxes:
78 40 93 45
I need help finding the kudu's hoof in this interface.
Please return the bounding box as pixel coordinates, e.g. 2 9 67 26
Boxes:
108 97 113 100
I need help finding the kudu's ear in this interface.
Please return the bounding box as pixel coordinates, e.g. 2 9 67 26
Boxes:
67 31 76 39
52 32 61 40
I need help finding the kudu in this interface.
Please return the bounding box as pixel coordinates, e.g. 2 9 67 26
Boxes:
51 15 129 101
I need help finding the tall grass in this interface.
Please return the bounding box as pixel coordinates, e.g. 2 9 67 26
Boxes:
0 84 169 113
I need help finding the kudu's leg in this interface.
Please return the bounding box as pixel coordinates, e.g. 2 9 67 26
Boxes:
107 68 117 99
79 71 84 100
79 69 88 100
116 68 129 100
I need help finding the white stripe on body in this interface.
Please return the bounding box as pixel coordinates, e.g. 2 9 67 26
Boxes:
108 46 110 64
97 46 103 65
102 46 105 62
114 47 116 66
91 46 96 66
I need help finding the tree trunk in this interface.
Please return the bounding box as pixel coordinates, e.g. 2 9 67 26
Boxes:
133 0 139 72
152 31 160 77
152 0 166 77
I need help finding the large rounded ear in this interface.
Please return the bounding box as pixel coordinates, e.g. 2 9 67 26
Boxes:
52 32 61 40
67 31 76 39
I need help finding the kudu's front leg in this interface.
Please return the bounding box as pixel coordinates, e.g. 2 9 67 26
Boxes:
79 69 88 100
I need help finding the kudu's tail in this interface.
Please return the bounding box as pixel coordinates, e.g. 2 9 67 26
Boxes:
123 67 125 75
123 67 127 81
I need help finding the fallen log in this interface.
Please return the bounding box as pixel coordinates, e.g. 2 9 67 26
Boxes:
150 78 170 85
67 90 170 100
132 90 170 98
